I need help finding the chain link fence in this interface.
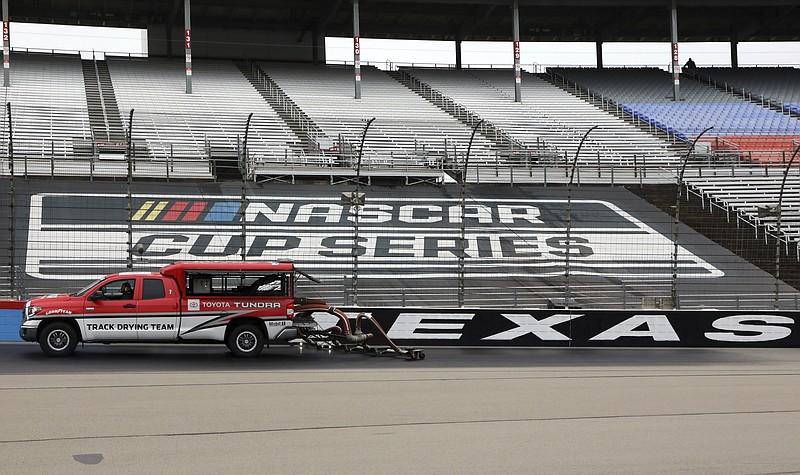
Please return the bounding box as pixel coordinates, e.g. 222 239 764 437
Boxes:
2 170 798 309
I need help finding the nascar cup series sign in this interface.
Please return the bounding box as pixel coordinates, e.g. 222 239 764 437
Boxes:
24 192 721 281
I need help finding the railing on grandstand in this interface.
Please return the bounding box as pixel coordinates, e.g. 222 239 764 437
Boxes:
244 60 332 151
0 137 792 182
331 60 546 73
9 48 147 59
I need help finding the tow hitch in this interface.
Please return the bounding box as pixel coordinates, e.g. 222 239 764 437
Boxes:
293 303 426 360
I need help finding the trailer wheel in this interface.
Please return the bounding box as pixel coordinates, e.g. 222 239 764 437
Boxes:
227 323 264 358
39 322 78 357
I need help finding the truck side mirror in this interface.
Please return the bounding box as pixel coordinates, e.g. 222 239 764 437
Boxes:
88 291 103 301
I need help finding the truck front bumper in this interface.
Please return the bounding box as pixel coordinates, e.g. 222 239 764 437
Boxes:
19 321 40 342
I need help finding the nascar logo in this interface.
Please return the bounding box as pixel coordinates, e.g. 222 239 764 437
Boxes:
133 201 241 222
25 193 723 281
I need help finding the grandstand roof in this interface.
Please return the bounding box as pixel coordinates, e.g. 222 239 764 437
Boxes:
10 0 800 43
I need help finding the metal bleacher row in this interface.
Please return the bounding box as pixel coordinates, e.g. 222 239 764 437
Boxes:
259 62 501 172
404 67 679 170
687 168 800 255
0 54 92 174
550 67 800 140
107 57 302 179
698 66 800 116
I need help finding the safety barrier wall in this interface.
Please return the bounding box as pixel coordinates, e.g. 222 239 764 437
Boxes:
3 304 797 347
348 308 800 348
1 178 797 310
0 301 24 342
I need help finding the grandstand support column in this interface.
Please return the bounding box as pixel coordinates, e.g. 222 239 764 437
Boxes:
565 126 598 314
184 0 192 94
595 40 603 69
672 126 713 309
312 29 320 64
512 0 521 103
773 144 800 309
730 40 739 69
353 0 361 100
2 0 9 87
455 36 463 70
459 119 485 308
670 0 680 101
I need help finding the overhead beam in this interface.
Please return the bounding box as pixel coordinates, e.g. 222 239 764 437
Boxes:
456 4 497 39
318 0 344 31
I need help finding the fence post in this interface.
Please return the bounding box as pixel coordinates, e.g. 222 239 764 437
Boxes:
7 103 15 299
167 144 172 182
89 141 94 181
8 136 14 298
597 150 601 177
622 283 627 308
126 109 134 270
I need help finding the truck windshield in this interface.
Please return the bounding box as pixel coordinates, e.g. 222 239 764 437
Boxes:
71 277 106 297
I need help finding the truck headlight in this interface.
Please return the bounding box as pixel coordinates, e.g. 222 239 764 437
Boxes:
26 305 42 318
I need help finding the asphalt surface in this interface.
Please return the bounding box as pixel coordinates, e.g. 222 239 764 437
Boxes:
1 342 799 474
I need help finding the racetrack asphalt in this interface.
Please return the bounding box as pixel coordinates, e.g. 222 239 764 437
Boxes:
1 343 799 474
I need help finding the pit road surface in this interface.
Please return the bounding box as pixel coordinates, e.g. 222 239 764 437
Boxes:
1 343 799 474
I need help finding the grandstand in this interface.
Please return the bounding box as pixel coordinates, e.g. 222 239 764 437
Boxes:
2 0 800 310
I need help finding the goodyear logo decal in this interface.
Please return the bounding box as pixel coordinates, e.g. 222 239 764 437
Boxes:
132 201 241 222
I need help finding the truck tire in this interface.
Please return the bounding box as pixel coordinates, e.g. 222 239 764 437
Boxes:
227 323 264 358
39 322 78 357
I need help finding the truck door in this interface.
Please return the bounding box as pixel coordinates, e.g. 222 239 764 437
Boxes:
136 277 180 340
82 278 139 340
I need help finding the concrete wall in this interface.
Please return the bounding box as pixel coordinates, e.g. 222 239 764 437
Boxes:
0 302 24 342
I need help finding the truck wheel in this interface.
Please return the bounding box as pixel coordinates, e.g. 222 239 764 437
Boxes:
39 322 78 357
227 324 264 358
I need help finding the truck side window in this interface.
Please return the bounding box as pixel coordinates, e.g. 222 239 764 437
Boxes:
185 272 289 297
97 279 136 300
188 275 212 295
247 274 287 296
142 279 166 300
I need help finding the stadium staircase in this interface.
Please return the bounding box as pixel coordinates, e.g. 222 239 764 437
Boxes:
80 59 129 158
237 61 330 155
